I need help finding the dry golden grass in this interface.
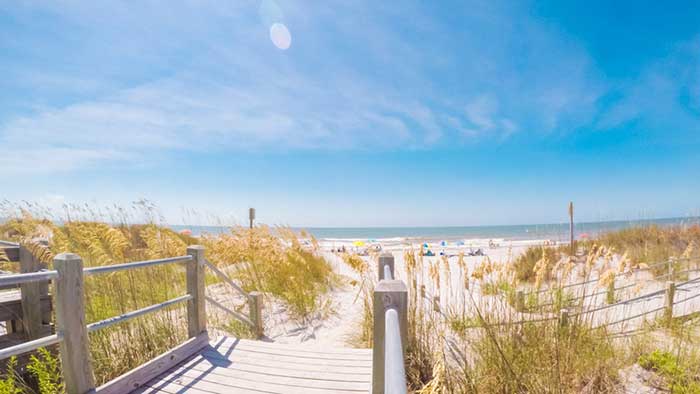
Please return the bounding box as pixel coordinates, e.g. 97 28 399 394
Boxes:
357 228 700 393
586 224 700 278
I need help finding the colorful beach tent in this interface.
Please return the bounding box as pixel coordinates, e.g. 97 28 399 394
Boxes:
440 240 447 246
423 243 429 248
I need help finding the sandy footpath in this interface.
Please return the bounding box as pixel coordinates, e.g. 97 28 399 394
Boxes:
248 238 544 348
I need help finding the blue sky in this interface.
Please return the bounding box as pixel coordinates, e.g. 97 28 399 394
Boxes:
1 0 699 227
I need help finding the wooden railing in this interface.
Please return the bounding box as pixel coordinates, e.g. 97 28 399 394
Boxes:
372 252 408 394
0 243 263 394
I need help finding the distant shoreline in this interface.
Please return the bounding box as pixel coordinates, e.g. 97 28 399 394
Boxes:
171 216 700 242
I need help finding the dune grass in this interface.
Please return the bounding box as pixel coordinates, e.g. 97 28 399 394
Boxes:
588 224 700 278
353 225 700 393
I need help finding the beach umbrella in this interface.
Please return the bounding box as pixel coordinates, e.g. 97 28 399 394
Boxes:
353 241 366 247
179 229 192 236
440 240 447 246
423 243 429 248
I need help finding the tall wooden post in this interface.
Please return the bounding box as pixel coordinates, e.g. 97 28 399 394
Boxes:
664 281 675 325
372 280 408 394
186 246 207 337
569 202 575 256
19 245 46 339
249 208 256 229
54 253 95 394
248 291 264 338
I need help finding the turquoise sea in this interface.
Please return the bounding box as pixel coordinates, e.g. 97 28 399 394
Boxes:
171 216 700 242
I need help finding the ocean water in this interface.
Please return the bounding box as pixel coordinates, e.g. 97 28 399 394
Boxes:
171 216 700 242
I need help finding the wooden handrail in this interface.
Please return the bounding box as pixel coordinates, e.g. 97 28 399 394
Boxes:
87 294 193 333
0 334 61 360
0 270 58 287
83 255 192 275
372 252 408 394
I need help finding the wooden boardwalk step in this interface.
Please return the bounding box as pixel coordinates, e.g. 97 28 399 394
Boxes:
130 336 372 394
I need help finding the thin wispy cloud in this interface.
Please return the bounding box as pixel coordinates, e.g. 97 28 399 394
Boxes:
0 0 616 175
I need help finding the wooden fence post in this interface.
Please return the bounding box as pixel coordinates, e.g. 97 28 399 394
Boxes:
18 245 44 339
559 308 570 329
248 291 264 338
606 280 615 304
54 253 95 394
372 280 408 394
568 202 575 256
515 290 525 312
433 295 441 313
664 281 675 325
378 253 395 281
186 246 207 337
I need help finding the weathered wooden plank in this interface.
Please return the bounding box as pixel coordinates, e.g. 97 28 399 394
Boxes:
200 347 373 370
144 368 368 394
212 338 372 361
173 357 371 391
199 348 372 375
134 381 262 394
181 355 370 382
97 331 209 394
210 337 372 355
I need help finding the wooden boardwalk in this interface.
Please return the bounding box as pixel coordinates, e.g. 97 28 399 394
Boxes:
0 244 405 394
132 336 372 394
